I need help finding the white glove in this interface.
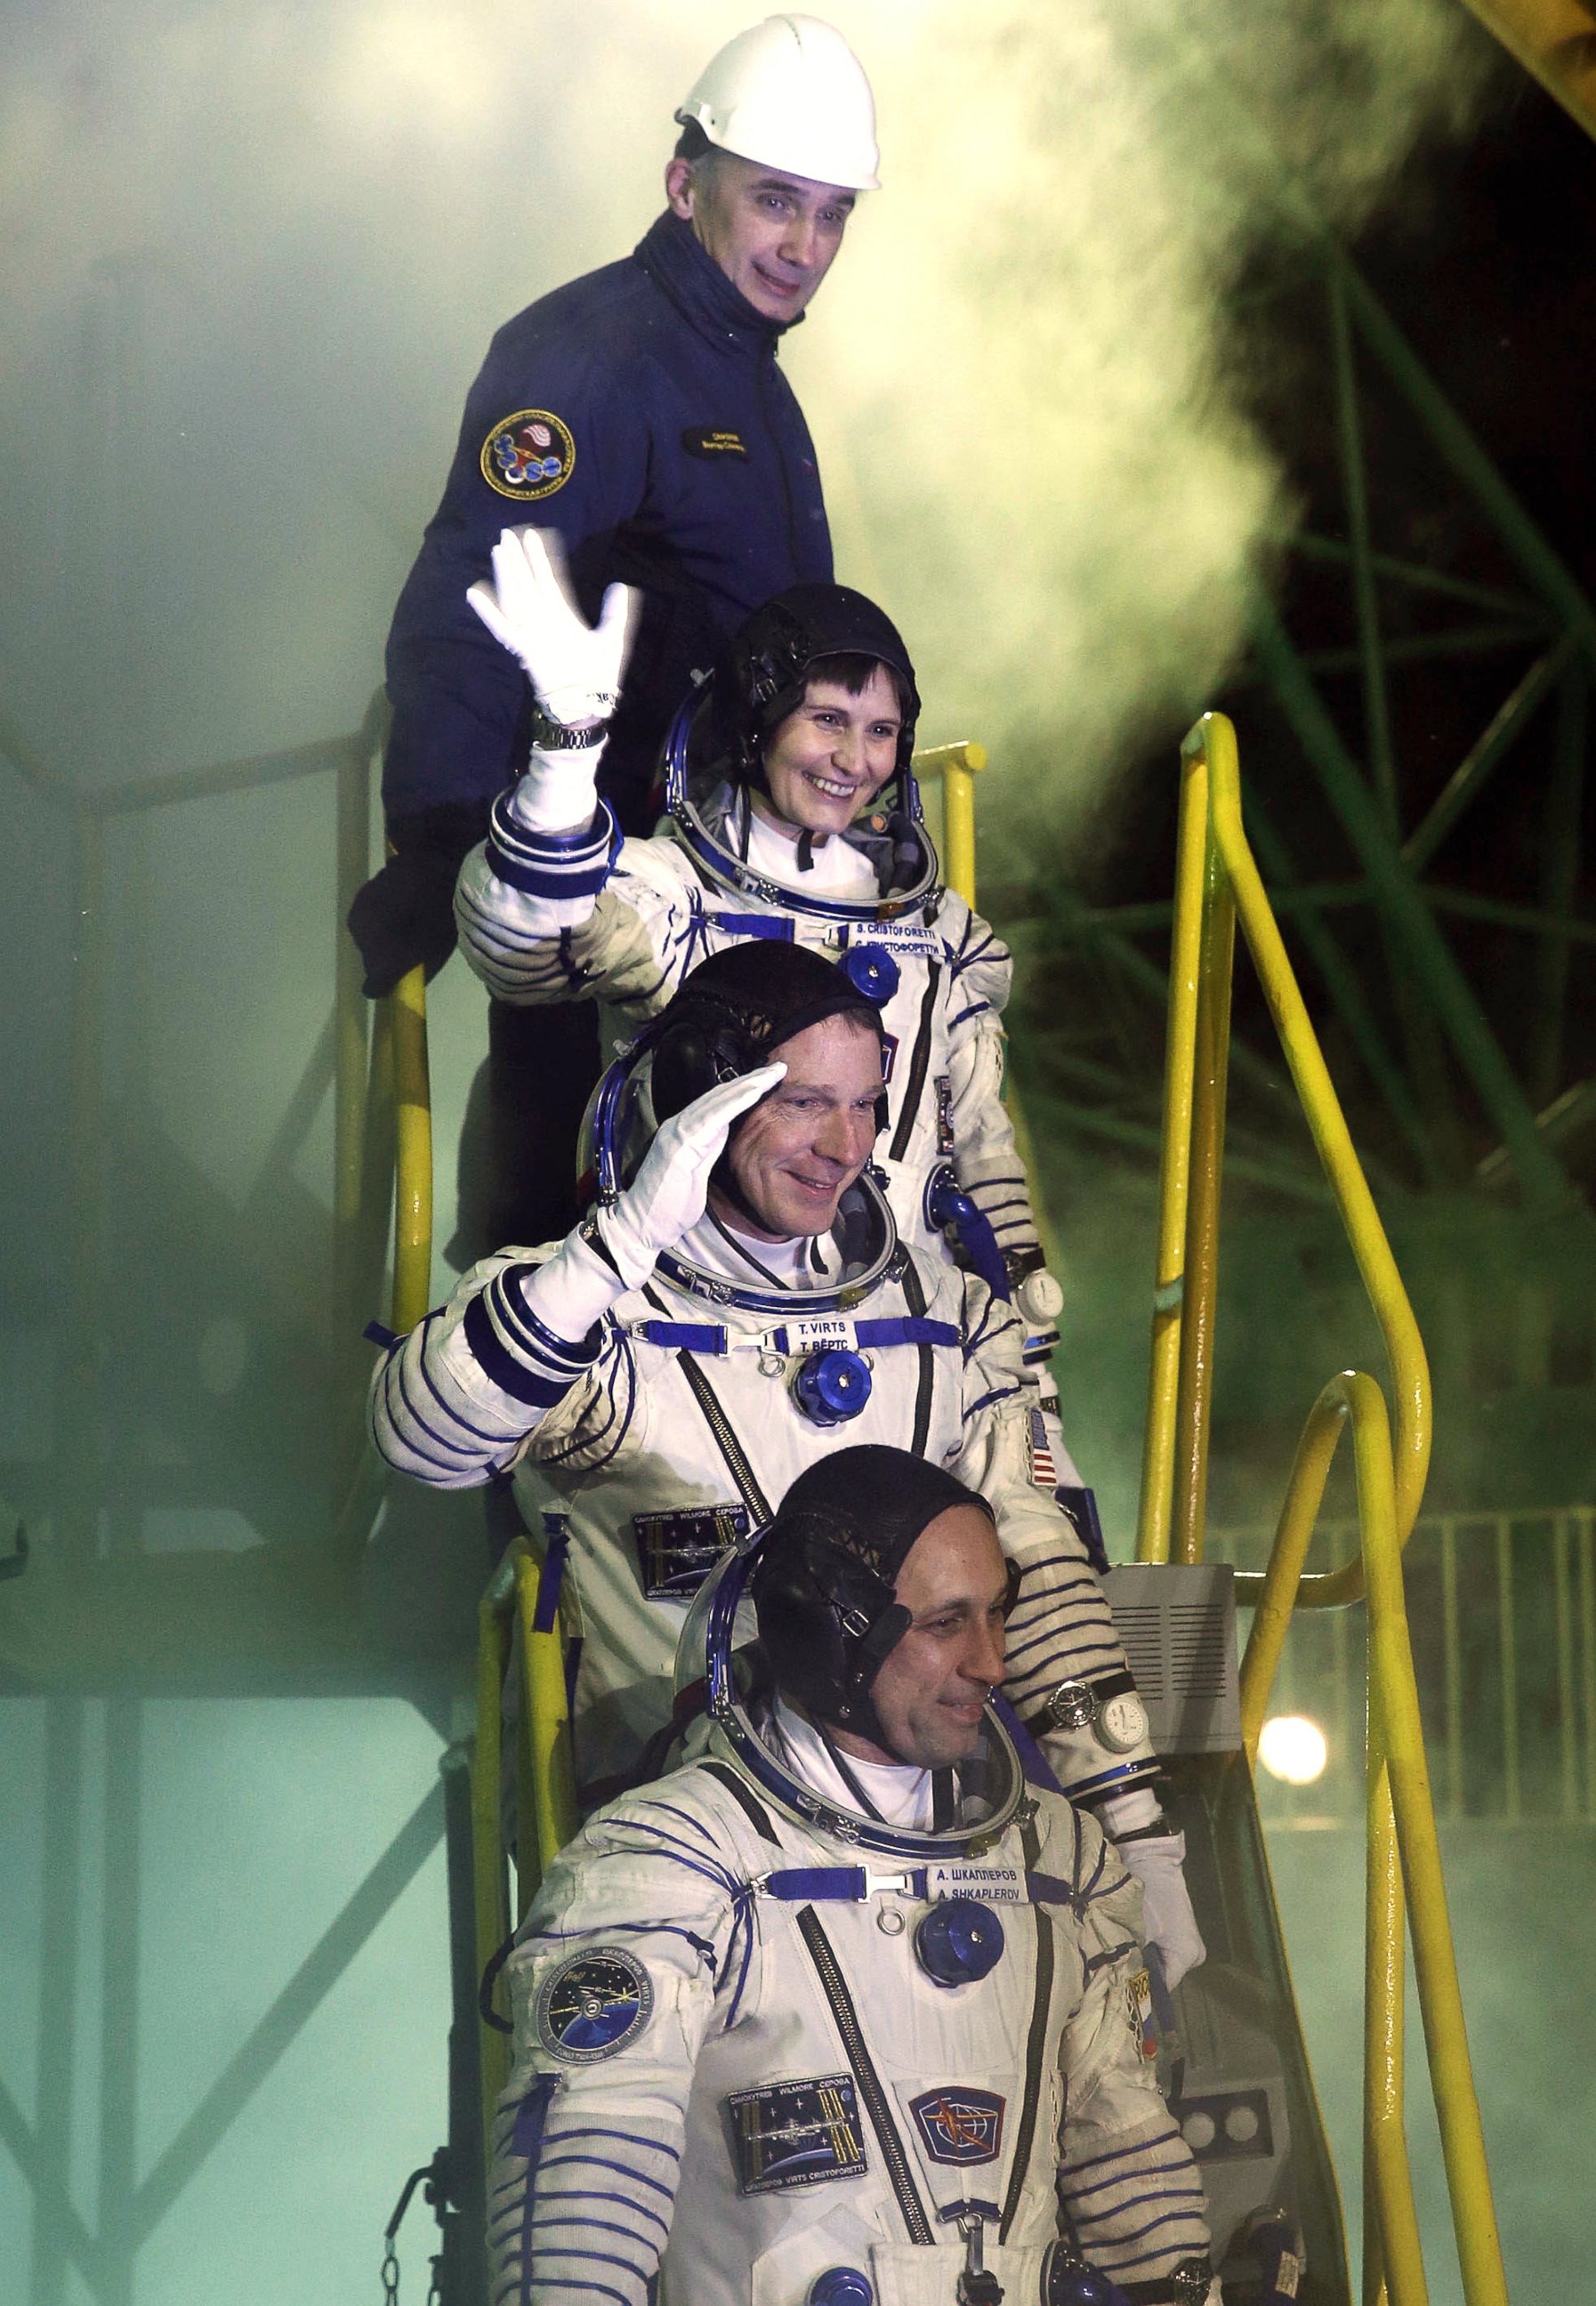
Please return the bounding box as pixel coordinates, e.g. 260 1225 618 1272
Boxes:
1118 1829 1206 1992
595 1064 786 1288
467 525 638 730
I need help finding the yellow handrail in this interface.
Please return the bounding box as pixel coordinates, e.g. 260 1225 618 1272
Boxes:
388 959 432 1334
912 738 988 907
472 1530 581 2152
1138 710 1503 2302
1136 713 1431 1599
1237 1374 1507 2306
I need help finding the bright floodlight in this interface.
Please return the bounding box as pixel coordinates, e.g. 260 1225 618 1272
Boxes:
1258 1713 1328 1786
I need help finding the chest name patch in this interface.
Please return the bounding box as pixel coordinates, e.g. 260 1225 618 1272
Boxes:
923 1862 1027 1905
481 408 576 500
725 2074 868 2193
682 426 748 459
535 1947 652 2063
909 2087 1006 2166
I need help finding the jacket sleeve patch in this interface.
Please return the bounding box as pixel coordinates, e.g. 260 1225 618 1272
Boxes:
535 1947 653 2061
481 407 576 501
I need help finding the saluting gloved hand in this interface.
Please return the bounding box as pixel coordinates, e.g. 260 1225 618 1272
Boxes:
593 1063 786 1287
1118 1829 1206 1993
523 1064 787 1349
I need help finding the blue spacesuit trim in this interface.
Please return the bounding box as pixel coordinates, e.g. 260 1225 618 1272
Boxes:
538 2149 675 2204
963 1383 1020 1421
386 1334 510 1467
949 1001 990 1029
633 1319 729 1354
1061 2125 1184 2181
705 911 795 939
463 1295 584 1407
1071 2191 1208 2236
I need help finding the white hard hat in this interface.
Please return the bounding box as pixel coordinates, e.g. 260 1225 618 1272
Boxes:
675 14 880 193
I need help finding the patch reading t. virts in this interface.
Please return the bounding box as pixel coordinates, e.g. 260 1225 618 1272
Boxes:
632 1504 748 1600
535 1947 653 2063
681 426 748 459
909 2087 1006 2167
480 408 576 500
725 2075 868 2194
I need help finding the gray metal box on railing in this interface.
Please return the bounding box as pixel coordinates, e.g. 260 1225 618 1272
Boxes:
1102 1562 1241 1755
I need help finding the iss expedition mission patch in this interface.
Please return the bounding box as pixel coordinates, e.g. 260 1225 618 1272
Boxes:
724 2074 868 2194
535 1947 653 2063
480 408 576 500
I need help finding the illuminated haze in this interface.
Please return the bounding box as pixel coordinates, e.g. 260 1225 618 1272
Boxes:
1 0 1495 822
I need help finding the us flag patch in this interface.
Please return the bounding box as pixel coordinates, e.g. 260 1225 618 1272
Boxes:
1028 1407 1056 1489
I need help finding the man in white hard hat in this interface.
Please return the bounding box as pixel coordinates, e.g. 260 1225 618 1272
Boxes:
351 14 880 1246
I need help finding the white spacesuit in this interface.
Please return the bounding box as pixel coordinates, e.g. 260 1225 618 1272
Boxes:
454 538 1055 1300
487 1455 1215 2306
370 948 1152 1811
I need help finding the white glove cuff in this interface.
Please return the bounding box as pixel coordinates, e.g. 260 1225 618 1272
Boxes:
511 745 605 835
522 1225 633 1342
1101 1785 1162 1837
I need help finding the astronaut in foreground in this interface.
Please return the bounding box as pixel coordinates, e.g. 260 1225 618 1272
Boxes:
369 938 1205 1988
488 1447 1217 2306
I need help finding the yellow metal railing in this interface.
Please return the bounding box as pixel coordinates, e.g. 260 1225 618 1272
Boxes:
1136 711 1431 1593
471 1533 581 2148
1138 710 1506 2306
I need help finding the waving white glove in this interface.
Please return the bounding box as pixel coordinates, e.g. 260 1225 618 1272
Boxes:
468 525 638 730
1118 1829 1206 1992
596 1064 786 1288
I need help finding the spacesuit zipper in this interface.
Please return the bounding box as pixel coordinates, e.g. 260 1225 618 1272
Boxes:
795 1906 935 2245
998 1815 1053 2244
663 1328 774 1526
897 1257 936 1460
888 964 941 1165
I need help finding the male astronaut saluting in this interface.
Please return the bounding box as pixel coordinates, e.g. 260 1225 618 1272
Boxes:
369 939 1204 1989
487 1449 1218 2306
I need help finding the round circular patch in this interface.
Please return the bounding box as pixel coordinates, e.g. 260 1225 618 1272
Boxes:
535 1947 653 2063
480 407 576 502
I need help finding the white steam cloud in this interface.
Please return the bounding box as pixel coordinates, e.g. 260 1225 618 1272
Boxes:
0 0 1495 829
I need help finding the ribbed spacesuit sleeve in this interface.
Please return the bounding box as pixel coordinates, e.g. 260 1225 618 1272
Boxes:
941 902 1043 1268
455 820 695 1013
1057 1849 1211 2291
949 1278 1155 1794
368 1238 624 1488
488 1786 753 2306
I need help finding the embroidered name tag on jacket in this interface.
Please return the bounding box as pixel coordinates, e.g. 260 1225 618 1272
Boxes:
923 1862 1027 1904
726 2075 869 2193
632 1504 747 1599
682 426 748 458
909 2087 1006 2165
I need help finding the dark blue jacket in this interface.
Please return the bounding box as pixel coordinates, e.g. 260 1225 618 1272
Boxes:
383 211 833 832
